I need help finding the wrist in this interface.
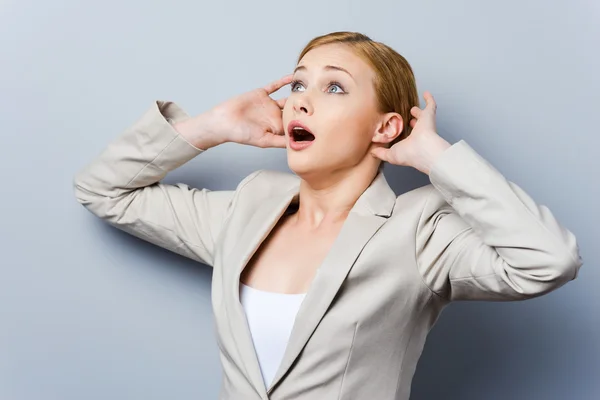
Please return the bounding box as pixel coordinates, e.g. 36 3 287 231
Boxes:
173 112 228 150
413 133 451 175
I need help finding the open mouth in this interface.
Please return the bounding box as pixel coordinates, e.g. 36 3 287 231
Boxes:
291 127 315 142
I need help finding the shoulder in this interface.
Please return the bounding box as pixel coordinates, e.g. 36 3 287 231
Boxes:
392 183 447 217
386 183 457 240
232 169 299 204
236 169 299 192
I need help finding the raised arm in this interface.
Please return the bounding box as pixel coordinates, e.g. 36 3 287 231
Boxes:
73 75 292 266
372 91 583 301
73 101 241 266
416 140 582 301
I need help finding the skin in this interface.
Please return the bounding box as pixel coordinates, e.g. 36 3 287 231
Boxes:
174 43 452 292
281 43 399 227
278 43 451 229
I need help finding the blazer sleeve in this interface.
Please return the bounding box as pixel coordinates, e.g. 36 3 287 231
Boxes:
415 140 583 301
73 100 255 267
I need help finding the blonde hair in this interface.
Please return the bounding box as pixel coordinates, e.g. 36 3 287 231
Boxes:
297 31 419 151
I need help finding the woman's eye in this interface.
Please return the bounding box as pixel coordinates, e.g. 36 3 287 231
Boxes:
291 80 345 94
291 82 305 92
327 83 345 94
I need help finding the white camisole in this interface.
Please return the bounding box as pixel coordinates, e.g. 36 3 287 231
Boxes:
239 283 307 388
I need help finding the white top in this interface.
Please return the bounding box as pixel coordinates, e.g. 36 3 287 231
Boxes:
239 283 306 388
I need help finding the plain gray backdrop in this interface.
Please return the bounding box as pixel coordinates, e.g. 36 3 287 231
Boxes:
1 0 598 399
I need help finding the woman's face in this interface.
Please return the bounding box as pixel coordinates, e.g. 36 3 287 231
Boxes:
282 43 383 177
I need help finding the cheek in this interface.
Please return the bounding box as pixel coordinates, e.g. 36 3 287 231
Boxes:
282 106 292 127
323 108 374 148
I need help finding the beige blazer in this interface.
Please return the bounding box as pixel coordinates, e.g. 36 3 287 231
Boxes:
73 101 583 400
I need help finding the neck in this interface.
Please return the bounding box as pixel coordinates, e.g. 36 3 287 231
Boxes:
292 163 379 229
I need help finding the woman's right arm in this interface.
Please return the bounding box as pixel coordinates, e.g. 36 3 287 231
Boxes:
73 76 291 267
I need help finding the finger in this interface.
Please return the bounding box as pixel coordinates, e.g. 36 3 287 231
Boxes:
409 118 417 128
410 106 421 119
270 117 285 136
423 91 437 111
263 133 287 149
263 74 294 95
276 97 287 109
370 148 392 163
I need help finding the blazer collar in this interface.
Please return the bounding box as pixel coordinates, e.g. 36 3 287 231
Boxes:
352 170 397 217
283 170 397 218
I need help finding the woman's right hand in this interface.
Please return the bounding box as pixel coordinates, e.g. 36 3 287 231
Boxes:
174 74 292 150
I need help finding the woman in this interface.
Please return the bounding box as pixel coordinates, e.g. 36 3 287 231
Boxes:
73 32 583 400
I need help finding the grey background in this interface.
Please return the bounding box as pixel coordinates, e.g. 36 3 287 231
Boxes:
1 0 598 399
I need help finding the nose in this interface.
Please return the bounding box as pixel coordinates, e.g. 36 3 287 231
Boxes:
292 92 314 115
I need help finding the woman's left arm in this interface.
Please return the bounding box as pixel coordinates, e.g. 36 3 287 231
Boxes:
372 92 583 301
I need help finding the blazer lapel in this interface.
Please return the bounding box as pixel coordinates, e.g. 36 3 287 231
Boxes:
224 170 397 397
267 171 397 393
226 185 300 397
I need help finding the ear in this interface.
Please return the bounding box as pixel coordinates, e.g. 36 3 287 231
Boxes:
372 112 403 145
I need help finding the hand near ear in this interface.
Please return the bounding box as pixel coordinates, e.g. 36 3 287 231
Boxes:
371 91 451 175
174 74 292 150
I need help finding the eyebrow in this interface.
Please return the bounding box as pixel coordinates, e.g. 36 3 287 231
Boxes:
293 64 355 81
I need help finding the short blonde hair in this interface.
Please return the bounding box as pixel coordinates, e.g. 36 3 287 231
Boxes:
297 31 419 149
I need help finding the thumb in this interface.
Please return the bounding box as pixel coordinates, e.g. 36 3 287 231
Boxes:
371 147 393 163
262 133 287 149
270 115 285 136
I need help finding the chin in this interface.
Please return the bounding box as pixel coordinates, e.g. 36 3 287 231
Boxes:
286 154 322 177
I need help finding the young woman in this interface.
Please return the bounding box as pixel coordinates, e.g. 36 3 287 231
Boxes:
73 32 583 400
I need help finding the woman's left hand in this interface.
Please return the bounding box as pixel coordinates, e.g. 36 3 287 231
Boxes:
371 91 452 175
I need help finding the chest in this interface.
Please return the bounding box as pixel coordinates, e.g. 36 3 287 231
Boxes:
240 215 344 294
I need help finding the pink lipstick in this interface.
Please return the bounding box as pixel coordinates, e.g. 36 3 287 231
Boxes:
288 120 315 151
